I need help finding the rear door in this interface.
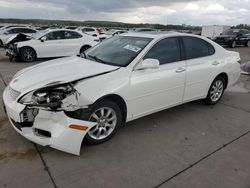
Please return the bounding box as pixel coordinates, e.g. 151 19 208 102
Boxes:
181 36 218 102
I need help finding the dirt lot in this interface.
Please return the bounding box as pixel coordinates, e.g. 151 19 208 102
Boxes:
0 47 250 188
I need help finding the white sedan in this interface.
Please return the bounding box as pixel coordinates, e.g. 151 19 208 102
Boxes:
3 32 241 155
6 29 100 62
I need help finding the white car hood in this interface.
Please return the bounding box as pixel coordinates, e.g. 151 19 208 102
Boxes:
9 56 119 93
5 34 19 44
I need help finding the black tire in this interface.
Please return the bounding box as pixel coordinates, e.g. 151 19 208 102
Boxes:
231 41 237 48
20 47 36 62
84 100 122 145
204 76 226 105
0 40 3 46
80 45 91 54
245 40 250 47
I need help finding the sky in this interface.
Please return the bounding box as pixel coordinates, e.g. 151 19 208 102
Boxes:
0 0 249 25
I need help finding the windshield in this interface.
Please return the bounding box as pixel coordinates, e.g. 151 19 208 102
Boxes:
222 29 240 35
85 36 152 67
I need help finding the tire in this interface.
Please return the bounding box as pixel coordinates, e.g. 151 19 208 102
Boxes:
231 41 237 48
84 100 122 145
245 40 250 47
20 47 37 62
204 76 226 105
0 40 3 46
80 45 90 54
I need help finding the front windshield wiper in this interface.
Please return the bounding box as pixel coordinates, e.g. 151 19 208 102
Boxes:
88 55 110 65
85 54 122 67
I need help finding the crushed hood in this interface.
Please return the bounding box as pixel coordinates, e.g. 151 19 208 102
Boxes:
9 56 119 93
6 33 31 45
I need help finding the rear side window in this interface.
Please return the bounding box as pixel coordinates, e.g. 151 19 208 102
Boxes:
64 31 82 39
144 38 181 65
182 37 215 60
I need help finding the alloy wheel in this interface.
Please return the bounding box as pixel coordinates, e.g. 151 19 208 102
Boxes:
210 80 224 102
23 48 35 61
88 107 117 140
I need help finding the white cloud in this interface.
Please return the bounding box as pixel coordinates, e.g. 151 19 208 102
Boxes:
0 0 249 25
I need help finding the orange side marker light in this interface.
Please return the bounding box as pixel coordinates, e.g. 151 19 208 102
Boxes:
69 124 88 131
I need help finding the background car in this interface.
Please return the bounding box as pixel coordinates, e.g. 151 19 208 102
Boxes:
98 30 128 40
6 29 100 62
77 27 105 36
214 29 250 48
0 27 37 45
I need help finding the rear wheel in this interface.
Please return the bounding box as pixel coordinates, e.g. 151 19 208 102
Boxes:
84 100 122 145
20 47 36 62
205 76 226 105
231 41 237 48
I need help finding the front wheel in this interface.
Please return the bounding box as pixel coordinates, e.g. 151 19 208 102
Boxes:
245 40 250 47
20 47 37 62
84 100 122 145
205 76 226 105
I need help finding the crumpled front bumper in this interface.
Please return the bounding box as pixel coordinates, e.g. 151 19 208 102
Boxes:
5 44 19 62
3 87 96 156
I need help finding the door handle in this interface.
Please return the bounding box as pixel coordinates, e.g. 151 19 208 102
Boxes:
176 67 186 73
212 61 220 66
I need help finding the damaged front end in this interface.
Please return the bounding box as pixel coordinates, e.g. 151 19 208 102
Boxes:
5 33 31 62
3 83 97 155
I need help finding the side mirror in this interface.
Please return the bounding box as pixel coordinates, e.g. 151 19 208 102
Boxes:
40 36 47 42
135 58 160 70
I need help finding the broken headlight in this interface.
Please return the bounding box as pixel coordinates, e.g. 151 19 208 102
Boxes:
19 84 76 109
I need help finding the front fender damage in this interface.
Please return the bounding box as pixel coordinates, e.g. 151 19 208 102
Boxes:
22 89 96 155
30 110 96 155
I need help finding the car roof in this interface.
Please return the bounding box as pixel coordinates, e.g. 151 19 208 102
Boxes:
121 31 200 39
5 26 34 30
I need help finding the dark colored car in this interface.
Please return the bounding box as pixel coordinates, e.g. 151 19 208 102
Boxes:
214 29 250 48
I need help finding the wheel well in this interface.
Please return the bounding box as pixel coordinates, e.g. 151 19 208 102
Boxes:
94 94 127 122
217 73 228 89
20 46 37 57
80 45 91 53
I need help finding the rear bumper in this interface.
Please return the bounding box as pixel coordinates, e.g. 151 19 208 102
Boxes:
3 87 96 155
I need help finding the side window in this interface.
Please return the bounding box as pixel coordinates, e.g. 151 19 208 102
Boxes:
144 38 181 65
86 28 95 32
64 31 82 39
7 29 16 34
22 28 36 33
183 37 212 59
44 31 65 40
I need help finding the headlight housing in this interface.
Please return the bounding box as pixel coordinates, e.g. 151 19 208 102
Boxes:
19 84 77 109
